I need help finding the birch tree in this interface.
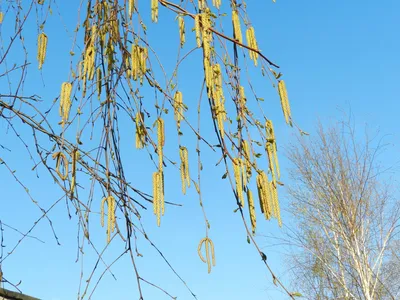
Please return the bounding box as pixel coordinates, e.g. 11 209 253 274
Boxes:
286 122 400 300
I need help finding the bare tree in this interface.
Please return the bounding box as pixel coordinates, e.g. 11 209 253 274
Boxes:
285 121 400 300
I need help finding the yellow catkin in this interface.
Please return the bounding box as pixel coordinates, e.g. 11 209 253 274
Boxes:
0 12 3 24
242 140 252 183
81 68 87 97
262 172 272 220
140 47 148 76
198 237 216 273
209 64 226 138
245 28 253 61
209 238 217 273
212 0 221 9
256 171 271 220
251 27 259 62
194 15 201 48
152 171 159 215
59 82 72 127
84 44 95 81
273 145 280 179
70 149 80 197
212 64 223 102
266 179 275 219
131 44 139 80
157 117 165 147
160 171 165 216
135 112 146 149
180 152 186 195
107 200 112 231
52 152 69 180
247 189 257 234
245 27 259 66
151 0 158 23
233 158 244 207
102 1 109 21
110 196 116 233
256 173 264 213
266 143 276 183
130 44 147 81
204 59 212 92
91 24 98 46
100 24 106 48
198 0 205 10
37 32 48 70
78 60 84 80
278 80 292 126
100 197 107 227
110 18 120 43
82 25 97 81
265 120 280 181
38 0 45 4
265 120 274 143
125 55 131 78
96 67 102 99
216 110 225 138
173 91 184 131
183 147 190 188
152 171 164 226
198 238 207 263
106 40 114 74
232 9 242 45
201 12 212 57
179 146 190 194
178 16 185 48
270 182 281 226
156 117 165 170
100 196 116 243
107 196 116 242
128 0 135 18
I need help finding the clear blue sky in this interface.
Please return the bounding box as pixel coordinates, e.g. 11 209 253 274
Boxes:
1 1 400 299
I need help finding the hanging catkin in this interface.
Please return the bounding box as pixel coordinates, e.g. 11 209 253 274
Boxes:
243 140 252 183
233 158 244 207
156 117 165 170
59 82 72 126
52 152 69 180
152 170 164 226
246 27 259 66
232 8 242 44
212 0 221 9
100 195 116 243
173 91 184 129
135 112 146 149
178 16 185 48
96 67 102 99
195 15 201 48
128 0 135 18
247 189 257 234
278 80 292 126
151 0 158 22
70 149 80 198
179 146 190 194
37 32 48 70
198 237 216 273
265 120 280 182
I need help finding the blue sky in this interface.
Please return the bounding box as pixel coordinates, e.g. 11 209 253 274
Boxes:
1 0 400 299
